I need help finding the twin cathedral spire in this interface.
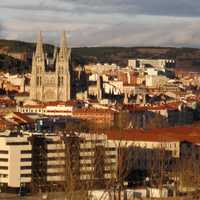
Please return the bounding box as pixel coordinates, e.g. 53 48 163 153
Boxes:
30 32 71 102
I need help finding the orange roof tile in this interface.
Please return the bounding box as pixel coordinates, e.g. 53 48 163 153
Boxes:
106 125 200 143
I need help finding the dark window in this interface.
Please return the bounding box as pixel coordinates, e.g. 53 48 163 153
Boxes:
21 150 32 154
7 142 29 145
46 141 62 145
21 174 32 177
0 151 8 154
21 166 32 170
48 157 65 161
47 149 65 153
0 166 8 170
0 174 8 178
0 158 8 162
47 173 64 176
21 158 32 162
36 76 39 86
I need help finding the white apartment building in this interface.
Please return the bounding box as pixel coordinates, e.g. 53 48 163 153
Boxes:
128 59 175 70
0 132 32 189
0 131 118 191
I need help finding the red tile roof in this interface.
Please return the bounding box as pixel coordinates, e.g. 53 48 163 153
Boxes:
106 125 200 143
12 112 34 123
73 108 115 115
123 102 180 112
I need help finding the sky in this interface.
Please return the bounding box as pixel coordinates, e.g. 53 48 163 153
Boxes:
0 0 200 47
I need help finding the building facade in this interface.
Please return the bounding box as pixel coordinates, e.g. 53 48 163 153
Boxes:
0 133 32 190
0 131 118 192
30 32 71 102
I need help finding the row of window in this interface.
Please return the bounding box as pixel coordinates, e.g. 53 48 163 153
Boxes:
6 142 29 146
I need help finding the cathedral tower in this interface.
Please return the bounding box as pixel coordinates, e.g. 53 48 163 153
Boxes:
30 32 71 102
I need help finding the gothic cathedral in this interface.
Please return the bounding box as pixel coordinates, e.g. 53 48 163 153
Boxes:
30 32 71 102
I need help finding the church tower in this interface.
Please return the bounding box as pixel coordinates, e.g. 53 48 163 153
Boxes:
55 31 71 101
30 31 45 101
30 31 71 102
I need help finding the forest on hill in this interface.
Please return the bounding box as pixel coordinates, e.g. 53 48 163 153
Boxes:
0 39 200 73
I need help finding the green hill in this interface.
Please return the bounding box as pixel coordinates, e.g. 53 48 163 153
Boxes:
0 39 200 73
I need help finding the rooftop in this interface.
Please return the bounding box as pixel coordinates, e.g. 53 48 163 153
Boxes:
106 125 200 143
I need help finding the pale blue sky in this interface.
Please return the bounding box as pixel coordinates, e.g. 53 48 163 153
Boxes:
0 0 200 47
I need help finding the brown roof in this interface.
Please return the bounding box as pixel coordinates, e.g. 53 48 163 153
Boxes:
106 125 200 143
13 112 34 123
0 117 13 127
123 102 180 112
73 108 115 115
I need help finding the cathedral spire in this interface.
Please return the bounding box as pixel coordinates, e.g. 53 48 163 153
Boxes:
59 31 68 57
35 31 44 56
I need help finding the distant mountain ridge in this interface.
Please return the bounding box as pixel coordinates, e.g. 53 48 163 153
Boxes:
0 39 200 73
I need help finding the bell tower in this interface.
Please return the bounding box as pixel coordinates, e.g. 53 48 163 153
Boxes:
30 31 45 101
56 31 71 101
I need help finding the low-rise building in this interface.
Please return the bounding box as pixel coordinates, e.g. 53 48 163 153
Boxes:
128 59 176 70
145 75 169 88
73 108 115 128
17 101 82 117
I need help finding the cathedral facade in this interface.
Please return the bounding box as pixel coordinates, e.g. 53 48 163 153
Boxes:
30 32 71 102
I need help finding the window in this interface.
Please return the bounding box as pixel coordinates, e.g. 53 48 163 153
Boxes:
0 174 8 178
21 166 32 170
0 166 8 170
36 76 39 86
0 150 8 154
0 158 8 162
21 158 32 162
7 142 29 145
21 150 32 154
21 174 31 177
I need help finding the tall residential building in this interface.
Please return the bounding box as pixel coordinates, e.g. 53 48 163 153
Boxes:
0 133 32 189
0 131 117 192
30 32 71 102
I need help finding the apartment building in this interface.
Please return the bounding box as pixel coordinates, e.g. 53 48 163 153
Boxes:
128 59 175 70
0 131 118 192
78 133 117 188
0 132 32 191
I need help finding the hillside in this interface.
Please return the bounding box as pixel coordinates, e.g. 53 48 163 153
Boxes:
0 39 200 73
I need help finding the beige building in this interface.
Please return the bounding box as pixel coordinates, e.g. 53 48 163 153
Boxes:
30 32 71 102
0 132 32 189
17 101 77 117
79 133 117 187
84 63 119 74
145 75 169 88
0 131 118 191
128 59 175 70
